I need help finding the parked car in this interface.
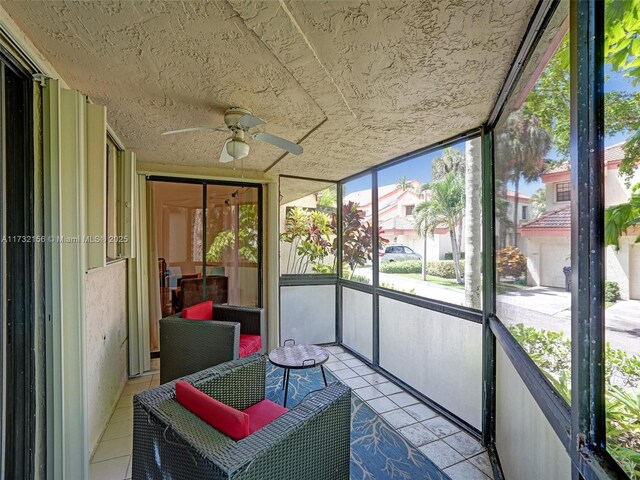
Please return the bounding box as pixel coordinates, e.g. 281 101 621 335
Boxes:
379 244 422 263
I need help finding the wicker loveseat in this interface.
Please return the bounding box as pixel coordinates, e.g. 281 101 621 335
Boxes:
133 355 351 480
160 304 265 384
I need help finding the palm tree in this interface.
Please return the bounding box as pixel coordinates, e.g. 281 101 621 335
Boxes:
396 176 413 192
530 187 547 219
432 148 465 180
414 183 430 281
414 172 466 284
464 138 482 309
495 111 551 247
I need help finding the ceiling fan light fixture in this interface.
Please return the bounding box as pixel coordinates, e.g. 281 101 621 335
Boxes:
226 139 250 160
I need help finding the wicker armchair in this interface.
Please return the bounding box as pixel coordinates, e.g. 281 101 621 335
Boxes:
133 355 351 480
160 305 265 384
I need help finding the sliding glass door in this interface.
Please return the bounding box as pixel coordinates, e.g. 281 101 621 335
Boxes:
150 178 261 322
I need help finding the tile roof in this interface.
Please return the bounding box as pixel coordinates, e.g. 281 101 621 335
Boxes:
543 160 570 174
604 142 625 163
543 142 627 174
520 206 571 229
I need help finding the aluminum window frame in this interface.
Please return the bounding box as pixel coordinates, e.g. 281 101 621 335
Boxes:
332 0 627 477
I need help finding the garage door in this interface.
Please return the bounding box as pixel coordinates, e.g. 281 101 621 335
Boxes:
630 245 640 300
540 243 571 289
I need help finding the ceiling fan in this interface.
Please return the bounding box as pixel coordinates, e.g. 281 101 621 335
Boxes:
162 107 303 163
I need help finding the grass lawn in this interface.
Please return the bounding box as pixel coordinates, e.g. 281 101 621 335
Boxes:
398 273 465 289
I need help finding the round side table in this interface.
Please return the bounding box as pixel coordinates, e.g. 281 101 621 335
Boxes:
268 342 329 407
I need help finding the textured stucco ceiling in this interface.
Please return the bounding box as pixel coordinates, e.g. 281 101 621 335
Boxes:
4 0 537 185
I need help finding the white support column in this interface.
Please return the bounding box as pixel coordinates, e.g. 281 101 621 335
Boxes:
43 79 89 480
266 181 280 350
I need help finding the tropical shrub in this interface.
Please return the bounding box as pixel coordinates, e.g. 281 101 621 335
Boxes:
427 260 465 279
379 259 465 278
380 260 422 274
444 251 465 260
339 201 387 279
349 274 369 284
280 206 334 274
496 246 527 279
605 281 621 303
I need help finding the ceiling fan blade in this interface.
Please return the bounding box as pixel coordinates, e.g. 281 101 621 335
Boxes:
162 126 227 136
219 139 235 163
237 114 265 129
252 132 303 155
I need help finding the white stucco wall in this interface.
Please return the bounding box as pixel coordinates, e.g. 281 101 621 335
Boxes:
526 236 635 299
85 260 128 456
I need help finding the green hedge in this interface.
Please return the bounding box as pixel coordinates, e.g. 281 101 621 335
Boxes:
605 281 621 303
380 260 422 274
380 259 465 278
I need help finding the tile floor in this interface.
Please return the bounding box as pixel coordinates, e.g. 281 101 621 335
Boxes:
89 362 159 480
325 346 494 480
90 350 493 480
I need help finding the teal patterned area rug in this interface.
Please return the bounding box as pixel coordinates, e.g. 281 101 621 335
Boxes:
265 363 450 480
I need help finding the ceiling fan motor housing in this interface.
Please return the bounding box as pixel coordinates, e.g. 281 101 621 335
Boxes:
224 107 253 130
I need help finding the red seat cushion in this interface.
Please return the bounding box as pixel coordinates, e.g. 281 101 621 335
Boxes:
239 334 262 357
181 301 213 320
242 399 289 434
175 381 249 441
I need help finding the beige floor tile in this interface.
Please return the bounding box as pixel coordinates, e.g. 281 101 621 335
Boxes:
122 382 150 396
366 396 399 414
126 375 152 385
353 385 384 401
325 360 349 371
422 415 460 438
116 394 134 409
398 423 439 447
351 365 375 376
125 456 132 479
444 460 490 480
469 452 494 478
443 431 485 458
110 406 133 423
404 403 437 422
375 381 403 395
387 392 419 408
89 455 130 480
92 436 133 463
332 368 359 380
102 418 133 441
326 345 345 354
382 409 418 429
361 372 389 385
419 440 465 469
342 376 370 389
334 352 354 361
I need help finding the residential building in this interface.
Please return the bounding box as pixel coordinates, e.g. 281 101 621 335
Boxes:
521 143 640 298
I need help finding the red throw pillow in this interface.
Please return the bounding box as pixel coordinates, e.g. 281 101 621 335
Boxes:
239 334 262 357
181 301 213 320
175 381 249 441
243 399 288 434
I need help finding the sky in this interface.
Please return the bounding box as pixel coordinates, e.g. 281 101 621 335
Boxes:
345 65 639 197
